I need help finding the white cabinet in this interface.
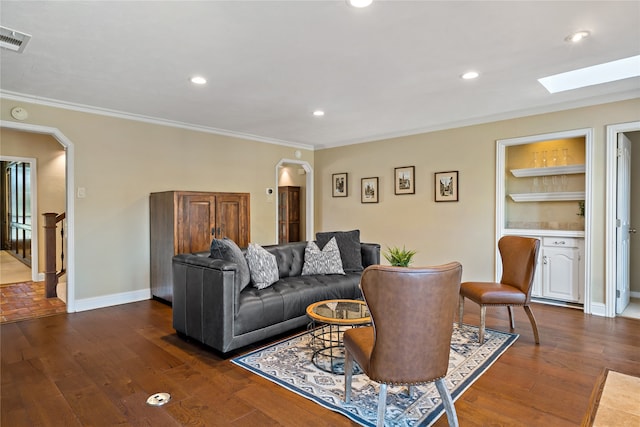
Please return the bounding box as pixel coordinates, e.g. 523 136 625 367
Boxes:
541 238 583 303
530 236 583 303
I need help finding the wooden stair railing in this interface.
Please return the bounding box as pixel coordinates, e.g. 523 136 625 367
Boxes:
43 212 66 298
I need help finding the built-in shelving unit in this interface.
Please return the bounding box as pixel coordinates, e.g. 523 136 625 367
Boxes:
496 128 593 312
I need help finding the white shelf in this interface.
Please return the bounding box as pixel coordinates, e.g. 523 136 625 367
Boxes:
508 192 585 202
510 165 585 177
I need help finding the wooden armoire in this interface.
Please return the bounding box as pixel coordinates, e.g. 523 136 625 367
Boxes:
150 191 250 303
278 186 301 244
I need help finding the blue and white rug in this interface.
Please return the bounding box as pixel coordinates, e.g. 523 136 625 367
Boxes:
232 324 518 426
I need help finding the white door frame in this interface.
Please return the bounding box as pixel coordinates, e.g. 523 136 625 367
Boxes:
605 121 640 318
0 120 76 313
1 155 39 282
275 159 314 242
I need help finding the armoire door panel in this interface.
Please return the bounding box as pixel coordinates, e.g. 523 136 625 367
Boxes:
179 195 216 254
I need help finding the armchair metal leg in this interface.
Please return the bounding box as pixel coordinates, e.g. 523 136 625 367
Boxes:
507 306 515 329
344 350 353 402
458 295 465 327
523 305 540 344
435 378 459 427
479 305 486 344
376 384 387 427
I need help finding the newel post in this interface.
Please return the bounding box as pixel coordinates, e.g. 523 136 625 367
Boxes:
43 212 58 298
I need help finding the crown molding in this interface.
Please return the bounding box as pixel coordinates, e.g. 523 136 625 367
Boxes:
0 90 315 151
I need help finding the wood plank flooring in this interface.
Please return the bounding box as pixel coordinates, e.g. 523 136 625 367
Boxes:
1 299 639 426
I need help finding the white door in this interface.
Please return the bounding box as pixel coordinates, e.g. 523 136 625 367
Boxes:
616 133 632 314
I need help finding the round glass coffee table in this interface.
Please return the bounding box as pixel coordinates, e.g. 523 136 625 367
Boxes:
306 299 371 374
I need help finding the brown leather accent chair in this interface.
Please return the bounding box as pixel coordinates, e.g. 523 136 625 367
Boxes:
459 236 541 345
343 263 462 427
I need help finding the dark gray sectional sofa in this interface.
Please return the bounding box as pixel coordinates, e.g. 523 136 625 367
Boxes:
172 240 380 354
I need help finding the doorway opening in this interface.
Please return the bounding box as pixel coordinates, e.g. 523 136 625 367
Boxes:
606 122 640 319
0 120 75 313
275 159 313 243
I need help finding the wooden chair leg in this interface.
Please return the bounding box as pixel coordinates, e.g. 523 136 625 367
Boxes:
376 383 387 427
507 306 515 329
479 305 486 344
523 305 540 344
435 378 459 427
458 295 465 327
344 350 353 402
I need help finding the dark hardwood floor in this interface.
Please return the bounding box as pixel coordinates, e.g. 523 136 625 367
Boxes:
2 299 639 426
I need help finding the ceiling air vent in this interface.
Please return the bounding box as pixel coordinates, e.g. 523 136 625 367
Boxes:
0 26 31 53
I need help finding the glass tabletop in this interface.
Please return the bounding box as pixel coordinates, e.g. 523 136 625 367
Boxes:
306 299 370 325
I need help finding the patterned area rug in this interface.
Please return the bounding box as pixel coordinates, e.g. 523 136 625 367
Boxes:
232 324 518 426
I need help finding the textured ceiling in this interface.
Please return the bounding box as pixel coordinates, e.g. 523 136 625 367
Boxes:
1 1 639 149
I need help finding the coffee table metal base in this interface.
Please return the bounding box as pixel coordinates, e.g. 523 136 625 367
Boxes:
308 322 362 375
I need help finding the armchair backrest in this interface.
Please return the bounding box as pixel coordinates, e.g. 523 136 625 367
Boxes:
498 236 540 300
360 262 462 384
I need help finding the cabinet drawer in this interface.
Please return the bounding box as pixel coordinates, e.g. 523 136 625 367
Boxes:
542 237 579 247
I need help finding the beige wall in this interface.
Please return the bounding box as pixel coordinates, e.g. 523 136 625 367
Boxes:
1 101 313 301
1 129 66 273
315 98 640 304
2 97 638 307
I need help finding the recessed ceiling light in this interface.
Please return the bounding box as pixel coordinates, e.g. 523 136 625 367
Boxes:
538 54 640 93
313 110 325 117
461 71 479 80
348 0 373 8
565 30 590 43
190 76 207 85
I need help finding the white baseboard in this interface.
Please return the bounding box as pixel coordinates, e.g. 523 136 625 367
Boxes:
589 302 607 317
73 288 152 313
631 291 640 299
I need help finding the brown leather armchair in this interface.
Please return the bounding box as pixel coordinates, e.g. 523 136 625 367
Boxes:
459 235 541 344
343 263 462 427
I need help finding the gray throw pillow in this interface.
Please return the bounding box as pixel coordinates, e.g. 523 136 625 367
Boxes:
315 229 363 272
210 238 251 291
302 237 345 276
245 243 280 289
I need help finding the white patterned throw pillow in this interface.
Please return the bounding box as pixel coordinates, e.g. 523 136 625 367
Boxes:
245 243 280 289
302 237 345 276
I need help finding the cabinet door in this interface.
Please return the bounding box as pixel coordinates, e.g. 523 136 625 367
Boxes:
178 194 217 254
216 194 250 248
542 246 580 302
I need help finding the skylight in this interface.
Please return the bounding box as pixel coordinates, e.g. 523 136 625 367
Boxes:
538 55 640 93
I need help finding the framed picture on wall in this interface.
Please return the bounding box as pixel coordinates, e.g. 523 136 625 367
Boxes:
434 171 459 202
332 173 348 197
394 166 415 195
361 177 379 203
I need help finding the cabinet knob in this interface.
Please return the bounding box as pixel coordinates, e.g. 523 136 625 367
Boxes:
543 256 548 264
553 240 566 245
631 228 637 234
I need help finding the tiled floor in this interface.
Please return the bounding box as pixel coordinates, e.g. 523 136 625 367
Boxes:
1 281 67 323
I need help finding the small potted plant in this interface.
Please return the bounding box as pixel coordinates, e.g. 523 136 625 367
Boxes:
383 246 417 267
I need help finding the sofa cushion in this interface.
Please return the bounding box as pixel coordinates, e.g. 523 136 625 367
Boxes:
302 237 345 276
246 243 280 289
210 238 251 291
235 273 363 335
316 229 363 272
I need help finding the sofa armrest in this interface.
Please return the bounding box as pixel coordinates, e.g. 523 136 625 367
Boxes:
361 242 381 268
172 253 238 352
